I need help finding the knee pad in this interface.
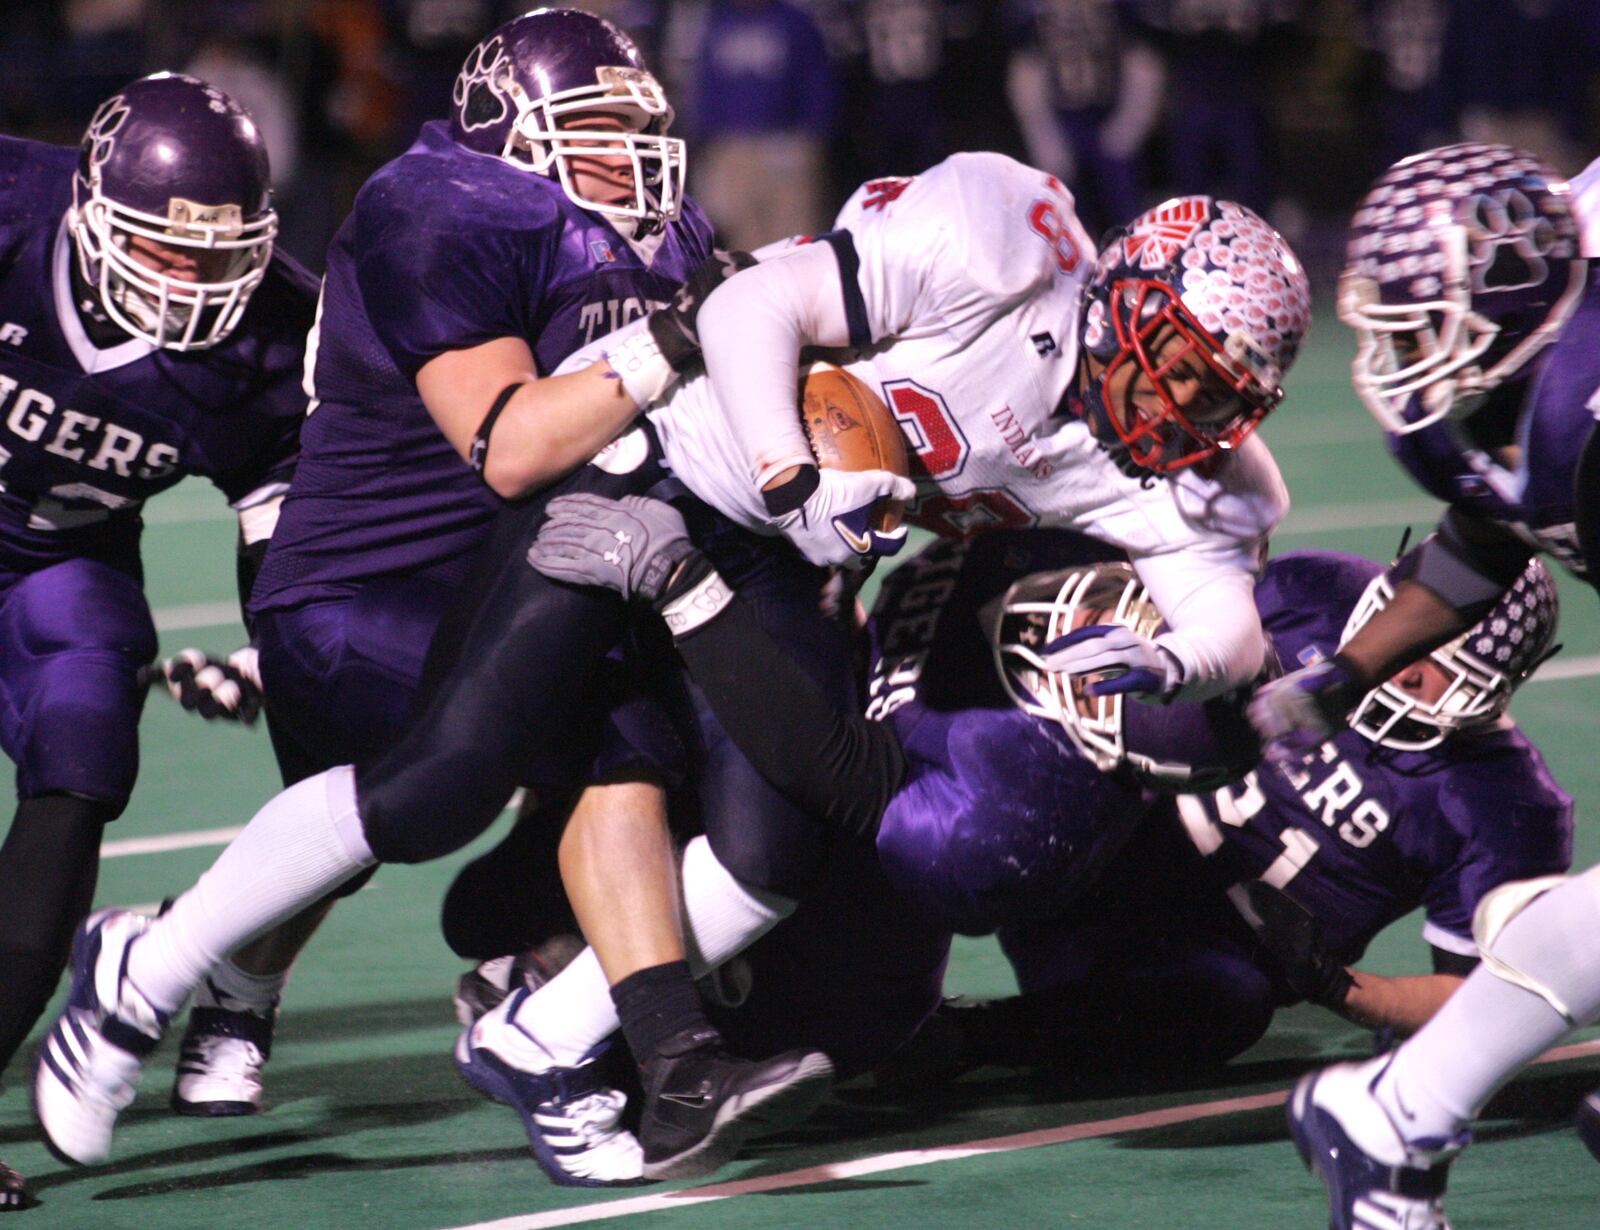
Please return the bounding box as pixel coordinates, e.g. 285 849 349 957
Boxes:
1472 873 1578 1022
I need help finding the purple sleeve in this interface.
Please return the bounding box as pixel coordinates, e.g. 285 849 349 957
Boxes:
354 189 556 379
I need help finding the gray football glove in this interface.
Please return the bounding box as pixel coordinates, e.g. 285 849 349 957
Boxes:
528 493 697 604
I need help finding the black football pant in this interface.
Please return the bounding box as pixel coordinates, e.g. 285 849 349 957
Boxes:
356 448 856 898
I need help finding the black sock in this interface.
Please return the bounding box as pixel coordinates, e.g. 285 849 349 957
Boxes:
0 794 113 1077
610 960 714 1066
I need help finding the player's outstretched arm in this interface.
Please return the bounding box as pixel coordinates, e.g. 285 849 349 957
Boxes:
415 337 640 500
528 493 905 837
1337 971 1465 1035
1250 511 1531 757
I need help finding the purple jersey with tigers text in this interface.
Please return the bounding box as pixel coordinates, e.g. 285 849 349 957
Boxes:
0 136 311 577
250 121 715 615
1175 550 1573 965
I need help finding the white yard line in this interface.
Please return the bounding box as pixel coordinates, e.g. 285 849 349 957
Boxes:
101 826 246 858
152 601 243 633
439 1038 1600 1230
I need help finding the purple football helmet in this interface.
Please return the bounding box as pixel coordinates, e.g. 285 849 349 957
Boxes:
450 8 684 228
1341 556 1559 750
1079 197 1311 474
69 73 277 351
1341 143 1586 434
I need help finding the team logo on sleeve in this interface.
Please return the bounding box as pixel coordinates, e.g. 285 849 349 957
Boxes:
1122 198 1210 271
453 36 511 132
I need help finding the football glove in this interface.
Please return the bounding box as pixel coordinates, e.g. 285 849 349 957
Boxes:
1040 624 1183 698
150 647 264 725
1247 655 1363 764
528 493 700 605
1241 879 1355 1009
774 467 917 569
648 249 757 373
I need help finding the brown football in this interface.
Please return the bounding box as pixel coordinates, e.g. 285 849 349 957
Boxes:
797 361 911 532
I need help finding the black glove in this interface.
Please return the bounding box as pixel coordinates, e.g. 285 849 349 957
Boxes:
647 248 757 373
528 493 702 605
148 647 264 725
1241 879 1355 1009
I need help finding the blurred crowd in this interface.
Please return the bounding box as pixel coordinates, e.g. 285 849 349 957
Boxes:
7 0 1600 281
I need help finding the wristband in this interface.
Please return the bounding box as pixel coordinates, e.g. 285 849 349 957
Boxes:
661 567 734 638
606 329 677 408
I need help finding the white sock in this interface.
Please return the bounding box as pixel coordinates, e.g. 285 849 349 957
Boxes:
1375 869 1600 1145
502 947 617 1070
678 836 794 975
195 958 288 1017
129 767 373 1014
504 838 794 1065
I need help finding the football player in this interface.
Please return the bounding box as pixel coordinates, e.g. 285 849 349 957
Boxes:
1242 143 1600 1229
35 155 1311 1181
949 551 1569 1079
0 73 316 1211
520 507 1568 1085
139 8 768 1189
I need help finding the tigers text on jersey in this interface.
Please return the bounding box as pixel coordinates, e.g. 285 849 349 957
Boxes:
1178 550 1573 962
250 121 715 615
0 136 312 572
1388 278 1600 578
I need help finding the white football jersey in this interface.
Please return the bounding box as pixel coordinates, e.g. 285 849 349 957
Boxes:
566 154 1290 694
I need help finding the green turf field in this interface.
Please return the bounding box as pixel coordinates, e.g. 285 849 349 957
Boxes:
5 312 1600 1228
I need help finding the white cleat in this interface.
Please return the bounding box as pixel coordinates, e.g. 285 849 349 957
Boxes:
171 995 273 1117
34 910 171 1165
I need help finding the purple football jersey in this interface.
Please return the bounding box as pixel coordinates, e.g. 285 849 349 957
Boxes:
1175 549 1574 963
866 529 1152 935
1387 281 1600 578
250 121 715 614
0 136 312 575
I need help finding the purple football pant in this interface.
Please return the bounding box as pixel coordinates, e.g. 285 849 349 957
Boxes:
254 573 455 774
0 557 155 808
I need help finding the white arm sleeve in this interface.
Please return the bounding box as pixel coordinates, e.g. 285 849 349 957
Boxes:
1134 549 1267 701
696 240 854 489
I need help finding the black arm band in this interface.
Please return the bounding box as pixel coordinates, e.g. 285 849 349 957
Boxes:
674 595 906 838
1393 511 1533 622
469 382 526 476
761 463 820 517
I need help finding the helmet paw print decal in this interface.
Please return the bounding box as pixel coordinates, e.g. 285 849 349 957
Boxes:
84 95 131 176
1465 188 1557 294
453 36 511 132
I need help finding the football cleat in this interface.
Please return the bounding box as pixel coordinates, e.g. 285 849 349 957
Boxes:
34 909 171 1165
1574 1084 1600 1163
1288 1061 1462 1230
638 1026 834 1181
452 937 582 1029
0 1157 29 1211
454 993 645 1188
170 994 274 1116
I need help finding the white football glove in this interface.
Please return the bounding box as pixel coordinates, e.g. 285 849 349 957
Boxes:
774 468 917 569
1041 625 1184 699
151 646 264 724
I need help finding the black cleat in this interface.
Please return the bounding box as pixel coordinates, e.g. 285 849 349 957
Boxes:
0 1158 30 1212
638 1026 833 1181
1576 1084 1600 1162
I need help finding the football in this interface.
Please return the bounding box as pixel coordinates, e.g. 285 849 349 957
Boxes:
798 361 911 531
